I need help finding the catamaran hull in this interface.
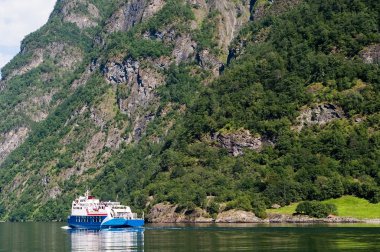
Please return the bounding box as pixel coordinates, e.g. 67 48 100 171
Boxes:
68 216 144 229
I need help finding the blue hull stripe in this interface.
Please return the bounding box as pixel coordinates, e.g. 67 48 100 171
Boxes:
68 216 144 229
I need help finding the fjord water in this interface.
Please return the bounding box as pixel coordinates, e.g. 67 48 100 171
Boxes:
1 223 380 251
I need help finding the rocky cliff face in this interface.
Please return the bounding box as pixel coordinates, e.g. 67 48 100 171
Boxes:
147 203 263 223
106 0 148 33
59 0 101 29
0 0 378 223
294 103 345 131
359 44 380 64
0 128 29 164
0 0 257 220
214 129 271 156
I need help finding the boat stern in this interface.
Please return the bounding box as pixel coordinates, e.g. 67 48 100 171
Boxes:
100 217 144 228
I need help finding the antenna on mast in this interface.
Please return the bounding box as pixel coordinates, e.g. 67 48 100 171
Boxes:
85 187 90 198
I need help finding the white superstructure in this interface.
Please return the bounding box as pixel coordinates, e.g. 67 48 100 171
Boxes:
71 190 136 219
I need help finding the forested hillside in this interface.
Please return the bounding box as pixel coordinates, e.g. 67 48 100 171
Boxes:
0 0 379 221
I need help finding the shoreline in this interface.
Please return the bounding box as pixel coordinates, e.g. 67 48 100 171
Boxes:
147 206 380 224
146 216 380 224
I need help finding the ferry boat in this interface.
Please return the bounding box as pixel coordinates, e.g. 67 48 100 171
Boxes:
67 191 144 229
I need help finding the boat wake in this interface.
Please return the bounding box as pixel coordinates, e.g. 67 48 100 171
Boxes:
61 226 72 230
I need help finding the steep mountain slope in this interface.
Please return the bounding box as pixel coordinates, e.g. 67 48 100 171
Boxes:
0 0 379 221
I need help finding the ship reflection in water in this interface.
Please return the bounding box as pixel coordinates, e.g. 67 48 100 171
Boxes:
69 228 144 252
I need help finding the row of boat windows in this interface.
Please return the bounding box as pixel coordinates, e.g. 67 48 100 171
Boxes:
75 216 104 223
73 206 106 209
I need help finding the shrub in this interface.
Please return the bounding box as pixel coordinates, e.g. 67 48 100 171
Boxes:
295 201 337 218
207 201 220 214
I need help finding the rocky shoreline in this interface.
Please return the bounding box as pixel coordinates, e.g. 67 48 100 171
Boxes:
147 203 380 224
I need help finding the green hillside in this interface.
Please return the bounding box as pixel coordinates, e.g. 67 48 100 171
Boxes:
267 196 380 219
0 0 379 221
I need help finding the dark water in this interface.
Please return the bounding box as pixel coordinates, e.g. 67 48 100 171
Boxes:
1 223 380 251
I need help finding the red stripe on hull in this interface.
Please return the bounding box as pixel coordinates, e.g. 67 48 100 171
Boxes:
86 209 107 216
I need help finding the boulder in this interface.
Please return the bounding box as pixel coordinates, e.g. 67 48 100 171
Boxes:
216 210 263 223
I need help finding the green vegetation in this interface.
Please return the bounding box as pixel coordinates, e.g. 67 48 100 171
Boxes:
194 11 219 52
268 196 380 219
295 201 337 218
136 0 380 216
139 0 194 33
324 196 380 219
0 0 379 221
106 32 172 59
158 64 203 106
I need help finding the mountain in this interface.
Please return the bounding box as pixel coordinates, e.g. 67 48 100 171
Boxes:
0 0 379 221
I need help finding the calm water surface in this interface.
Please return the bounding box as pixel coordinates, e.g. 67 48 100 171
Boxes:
0 222 380 251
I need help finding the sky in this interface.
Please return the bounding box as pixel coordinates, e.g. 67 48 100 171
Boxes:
0 0 56 72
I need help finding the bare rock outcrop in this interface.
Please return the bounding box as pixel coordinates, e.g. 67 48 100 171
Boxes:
103 58 164 142
15 90 56 122
148 203 213 223
6 42 83 80
295 103 345 131
228 0 301 64
106 0 149 33
268 214 361 223
45 42 83 69
60 0 100 29
0 80 5 91
71 59 99 90
103 58 164 117
207 0 251 53
215 129 270 156
5 49 44 80
359 44 380 64
216 210 263 223
197 50 224 76
142 0 165 21
172 35 197 64
0 127 29 164
252 0 302 21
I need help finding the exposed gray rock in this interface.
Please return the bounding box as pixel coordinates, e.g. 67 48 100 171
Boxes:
0 127 29 164
15 90 56 122
268 214 361 223
215 129 270 156
207 0 251 53
252 0 302 21
197 50 224 76
47 186 62 199
71 59 98 90
295 103 345 131
142 0 165 21
77 131 106 170
45 42 83 69
60 0 100 29
103 58 164 117
148 203 178 223
148 206 372 223
271 204 281 209
0 80 5 91
216 210 263 223
132 113 155 141
172 35 197 64
104 61 130 84
251 0 272 21
103 58 164 143
6 42 83 80
106 0 147 33
5 49 44 80
148 203 213 223
142 29 176 43
359 44 380 64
